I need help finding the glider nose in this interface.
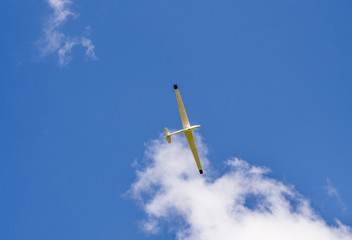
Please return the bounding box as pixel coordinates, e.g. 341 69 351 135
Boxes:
199 169 203 174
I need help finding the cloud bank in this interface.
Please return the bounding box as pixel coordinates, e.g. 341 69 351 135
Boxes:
39 0 96 66
130 135 352 240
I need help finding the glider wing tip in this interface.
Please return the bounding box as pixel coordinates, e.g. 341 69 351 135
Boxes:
199 169 203 174
174 84 178 89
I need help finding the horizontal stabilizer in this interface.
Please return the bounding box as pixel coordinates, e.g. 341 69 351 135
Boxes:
164 128 171 143
164 128 170 136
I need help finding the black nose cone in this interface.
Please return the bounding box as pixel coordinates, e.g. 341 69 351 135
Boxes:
174 84 178 89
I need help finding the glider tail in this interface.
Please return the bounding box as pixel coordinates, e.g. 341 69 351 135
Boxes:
164 128 171 143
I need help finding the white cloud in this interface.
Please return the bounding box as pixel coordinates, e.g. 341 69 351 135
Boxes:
326 178 347 213
81 37 97 60
57 38 78 66
38 0 96 66
326 178 339 198
130 135 352 240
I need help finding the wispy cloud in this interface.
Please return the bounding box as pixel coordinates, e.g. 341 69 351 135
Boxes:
81 37 97 60
38 0 97 66
130 135 352 240
326 178 347 213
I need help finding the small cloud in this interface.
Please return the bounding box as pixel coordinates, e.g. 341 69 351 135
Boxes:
325 178 347 213
326 178 340 198
38 0 97 66
57 38 78 65
81 37 97 61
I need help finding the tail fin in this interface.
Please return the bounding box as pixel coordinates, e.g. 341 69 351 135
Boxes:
164 128 171 143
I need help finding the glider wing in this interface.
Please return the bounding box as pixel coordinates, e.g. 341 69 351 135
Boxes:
174 85 190 129
184 130 203 174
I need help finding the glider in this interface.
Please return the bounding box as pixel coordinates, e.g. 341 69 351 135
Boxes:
164 84 203 174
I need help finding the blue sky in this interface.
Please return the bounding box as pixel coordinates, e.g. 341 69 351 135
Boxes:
1 0 352 239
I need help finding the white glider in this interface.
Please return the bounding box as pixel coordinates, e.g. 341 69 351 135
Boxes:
164 84 203 174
